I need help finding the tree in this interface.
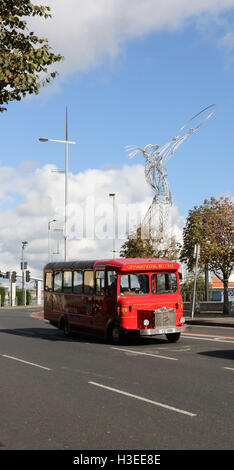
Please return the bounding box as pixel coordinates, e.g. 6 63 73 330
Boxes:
180 196 234 314
120 226 181 260
0 286 6 306
120 227 155 258
0 1 63 111
180 272 209 302
16 288 31 306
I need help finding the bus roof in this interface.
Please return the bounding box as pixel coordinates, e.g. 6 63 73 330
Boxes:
44 258 179 271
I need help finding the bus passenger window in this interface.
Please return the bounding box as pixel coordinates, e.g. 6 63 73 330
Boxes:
107 271 117 296
95 271 105 295
45 272 53 291
54 271 62 291
63 271 72 292
73 271 83 294
84 271 94 295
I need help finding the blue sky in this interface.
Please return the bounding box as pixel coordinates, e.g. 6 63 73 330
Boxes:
0 0 234 274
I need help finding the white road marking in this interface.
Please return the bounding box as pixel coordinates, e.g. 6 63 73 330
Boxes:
111 347 178 361
89 381 197 417
160 346 191 352
182 333 234 344
214 338 234 344
224 367 234 371
2 354 51 371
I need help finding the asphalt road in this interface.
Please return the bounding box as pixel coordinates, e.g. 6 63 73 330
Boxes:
0 307 233 452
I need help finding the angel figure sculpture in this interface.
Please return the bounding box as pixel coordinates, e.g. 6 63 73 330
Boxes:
126 104 215 237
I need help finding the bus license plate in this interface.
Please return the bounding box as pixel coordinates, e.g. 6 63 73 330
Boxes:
159 328 176 334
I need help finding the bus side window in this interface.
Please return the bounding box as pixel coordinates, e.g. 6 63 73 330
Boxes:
84 270 94 295
107 271 117 296
54 271 62 292
95 270 105 295
63 271 72 293
45 272 53 291
73 271 83 294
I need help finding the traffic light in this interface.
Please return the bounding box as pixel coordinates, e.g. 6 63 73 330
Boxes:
11 271 17 283
5 271 10 279
20 262 27 270
26 270 31 283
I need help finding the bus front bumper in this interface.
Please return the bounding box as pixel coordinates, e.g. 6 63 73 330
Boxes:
139 325 190 336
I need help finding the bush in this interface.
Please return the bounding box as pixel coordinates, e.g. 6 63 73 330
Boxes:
16 289 32 306
0 287 6 306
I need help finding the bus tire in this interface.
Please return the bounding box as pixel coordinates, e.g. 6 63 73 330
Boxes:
108 323 124 345
165 332 180 343
60 315 71 337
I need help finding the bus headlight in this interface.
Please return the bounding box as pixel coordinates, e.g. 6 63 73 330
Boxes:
143 319 150 326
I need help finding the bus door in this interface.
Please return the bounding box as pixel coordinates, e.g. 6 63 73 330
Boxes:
91 270 106 334
52 271 63 322
44 271 54 320
105 270 117 321
80 270 97 331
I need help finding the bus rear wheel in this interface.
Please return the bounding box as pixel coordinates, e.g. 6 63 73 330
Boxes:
166 332 180 343
60 316 71 337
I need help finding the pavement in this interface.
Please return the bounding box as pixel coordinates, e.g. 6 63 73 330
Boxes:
185 312 234 328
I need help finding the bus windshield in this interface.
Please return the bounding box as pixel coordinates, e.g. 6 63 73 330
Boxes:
120 273 149 296
151 272 177 294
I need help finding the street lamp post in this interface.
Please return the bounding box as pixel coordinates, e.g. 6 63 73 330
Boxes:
21 241 28 306
109 193 116 258
48 219 56 262
191 243 200 319
39 107 76 261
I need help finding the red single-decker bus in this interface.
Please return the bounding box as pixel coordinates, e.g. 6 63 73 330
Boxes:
43 258 188 343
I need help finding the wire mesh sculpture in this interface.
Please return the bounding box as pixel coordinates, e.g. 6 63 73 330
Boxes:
126 104 216 238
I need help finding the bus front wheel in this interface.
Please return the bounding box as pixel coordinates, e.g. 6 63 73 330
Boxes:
108 324 124 345
165 332 180 343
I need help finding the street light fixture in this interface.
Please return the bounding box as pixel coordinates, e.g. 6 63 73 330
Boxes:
39 107 76 261
39 137 76 145
21 241 28 306
109 193 116 258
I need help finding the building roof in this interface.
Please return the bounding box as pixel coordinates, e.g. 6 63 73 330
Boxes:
211 277 234 289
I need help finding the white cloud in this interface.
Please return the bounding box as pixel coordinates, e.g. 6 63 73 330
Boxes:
0 162 185 277
30 0 234 78
219 31 234 60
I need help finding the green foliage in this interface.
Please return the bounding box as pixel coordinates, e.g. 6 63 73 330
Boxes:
180 196 234 277
16 289 23 306
16 288 31 305
180 273 211 302
0 0 64 111
26 289 32 305
180 196 234 313
0 286 6 306
120 227 155 258
120 226 181 260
